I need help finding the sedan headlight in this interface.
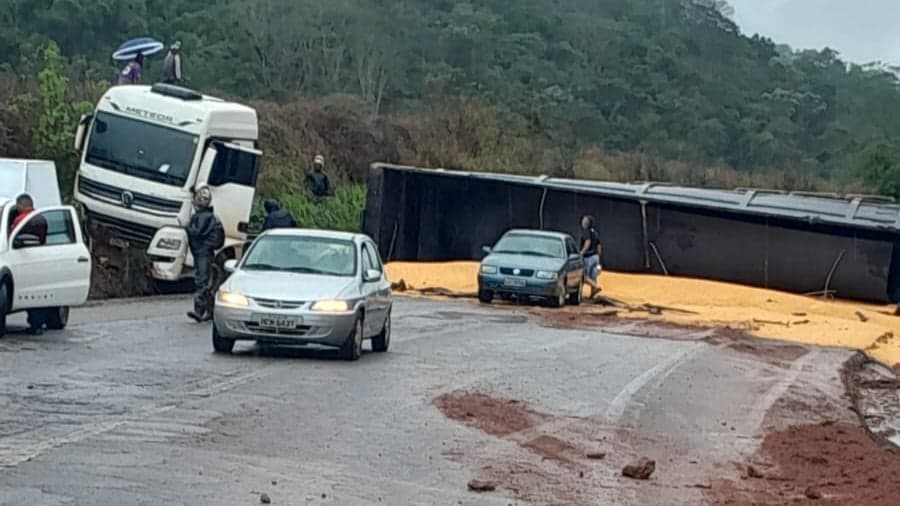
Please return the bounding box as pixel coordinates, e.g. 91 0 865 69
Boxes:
311 299 350 312
157 238 183 251
480 265 498 274
536 270 557 280
217 291 249 307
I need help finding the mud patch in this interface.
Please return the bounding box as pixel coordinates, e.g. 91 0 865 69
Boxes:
532 308 810 367
434 391 618 504
706 422 900 505
434 392 546 437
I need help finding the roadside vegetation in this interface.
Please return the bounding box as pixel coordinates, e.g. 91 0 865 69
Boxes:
5 0 900 228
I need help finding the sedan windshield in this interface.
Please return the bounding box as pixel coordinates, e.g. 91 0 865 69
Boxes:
493 234 565 258
242 236 357 277
85 112 199 187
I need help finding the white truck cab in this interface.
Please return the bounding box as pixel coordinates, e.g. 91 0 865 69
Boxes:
0 199 92 337
73 83 262 282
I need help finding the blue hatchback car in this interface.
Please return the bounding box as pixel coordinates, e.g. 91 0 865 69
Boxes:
478 229 585 307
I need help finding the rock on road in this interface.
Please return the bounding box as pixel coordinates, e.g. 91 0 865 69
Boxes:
0 296 854 505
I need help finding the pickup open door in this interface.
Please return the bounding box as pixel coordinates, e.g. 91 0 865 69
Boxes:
6 206 91 311
196 142 262 242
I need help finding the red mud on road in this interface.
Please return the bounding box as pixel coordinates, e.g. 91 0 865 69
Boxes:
434 391 616 504
707 421 900 505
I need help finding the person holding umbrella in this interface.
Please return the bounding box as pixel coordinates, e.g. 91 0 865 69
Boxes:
118 53 144 85
113 37 164 86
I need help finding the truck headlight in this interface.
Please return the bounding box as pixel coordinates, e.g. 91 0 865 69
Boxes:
217 291 249 307
311 299 350 312
157 238 183 251
480 265 498 274
536 270 557 280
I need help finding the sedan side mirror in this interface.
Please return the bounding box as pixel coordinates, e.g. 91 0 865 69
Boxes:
363 269 382 282
13 234 42 249
482 245 492 255
224 259 238 273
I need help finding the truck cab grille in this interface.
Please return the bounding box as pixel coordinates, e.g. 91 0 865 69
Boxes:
78 177 183 215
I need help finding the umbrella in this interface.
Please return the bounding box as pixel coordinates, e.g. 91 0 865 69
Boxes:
112 37 164 61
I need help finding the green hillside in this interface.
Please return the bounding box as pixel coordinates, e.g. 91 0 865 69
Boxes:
3 0 900 205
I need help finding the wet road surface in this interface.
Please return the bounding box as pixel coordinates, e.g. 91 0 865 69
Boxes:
0 296 855 505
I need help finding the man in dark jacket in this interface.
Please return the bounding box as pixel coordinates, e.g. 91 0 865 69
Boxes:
186 186 223 322
162 41 183 84
306 154 331 198
263 199 297 231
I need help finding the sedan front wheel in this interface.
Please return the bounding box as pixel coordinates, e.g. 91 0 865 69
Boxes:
340 316 364 361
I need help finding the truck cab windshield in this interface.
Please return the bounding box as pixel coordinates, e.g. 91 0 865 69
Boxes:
85 112 199 187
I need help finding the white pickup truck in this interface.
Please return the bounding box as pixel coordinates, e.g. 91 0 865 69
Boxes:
0 159 92 337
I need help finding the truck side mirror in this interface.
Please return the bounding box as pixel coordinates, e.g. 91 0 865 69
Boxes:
74 113 93 152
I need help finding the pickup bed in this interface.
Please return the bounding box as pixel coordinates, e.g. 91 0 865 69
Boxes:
0 200 92 336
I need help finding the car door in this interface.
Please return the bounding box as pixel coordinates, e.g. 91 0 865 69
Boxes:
360 242 388 337
565 237 583 286
6 207 91 311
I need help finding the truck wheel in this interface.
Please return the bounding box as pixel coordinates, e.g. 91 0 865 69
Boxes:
0 283 8 338
371 310 391 353
340 316 363 361
212 324 235 354
45 307 70 330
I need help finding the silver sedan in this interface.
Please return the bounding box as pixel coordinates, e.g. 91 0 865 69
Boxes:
212 229 392 361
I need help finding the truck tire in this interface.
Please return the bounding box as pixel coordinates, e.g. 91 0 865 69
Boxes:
45 307 70 330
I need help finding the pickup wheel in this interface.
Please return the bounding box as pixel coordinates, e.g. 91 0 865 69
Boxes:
0 282 8 338
45 307 70 330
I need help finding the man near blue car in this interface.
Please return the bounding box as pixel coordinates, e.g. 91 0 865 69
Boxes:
580 215 602 298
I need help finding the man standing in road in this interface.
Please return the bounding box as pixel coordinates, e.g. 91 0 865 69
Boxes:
306 155 331 198
262 199 297 231
580 215 602 298
186 187 224 322
11 194 49 334
162 41 183 85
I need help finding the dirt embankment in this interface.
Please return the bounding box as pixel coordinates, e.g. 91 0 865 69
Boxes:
706 421 900 505
386 262 900 369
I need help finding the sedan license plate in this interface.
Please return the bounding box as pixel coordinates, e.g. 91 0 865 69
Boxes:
503 278 527 288
256 315 300 329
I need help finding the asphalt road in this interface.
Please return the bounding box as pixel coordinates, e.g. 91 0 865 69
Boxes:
0 296 855 505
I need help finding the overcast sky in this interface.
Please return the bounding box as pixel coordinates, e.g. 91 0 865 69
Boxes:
730 0 900 65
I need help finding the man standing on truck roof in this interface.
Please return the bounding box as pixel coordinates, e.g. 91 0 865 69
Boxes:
162 41 183 85
262 199 297 231
306 155 331 198
580 215 603 299
186 187 225 322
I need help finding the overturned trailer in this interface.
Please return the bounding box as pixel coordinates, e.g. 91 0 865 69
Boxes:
363 163 900 303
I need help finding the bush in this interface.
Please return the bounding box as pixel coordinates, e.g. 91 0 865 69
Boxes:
256 184 366 233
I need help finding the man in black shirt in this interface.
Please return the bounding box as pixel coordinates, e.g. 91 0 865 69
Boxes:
580 215 602 298
262 199 297 231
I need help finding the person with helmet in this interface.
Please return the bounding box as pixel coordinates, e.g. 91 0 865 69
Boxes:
186 186 224 322
262 199 297 231
162 41 183 85
306 154 331 198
